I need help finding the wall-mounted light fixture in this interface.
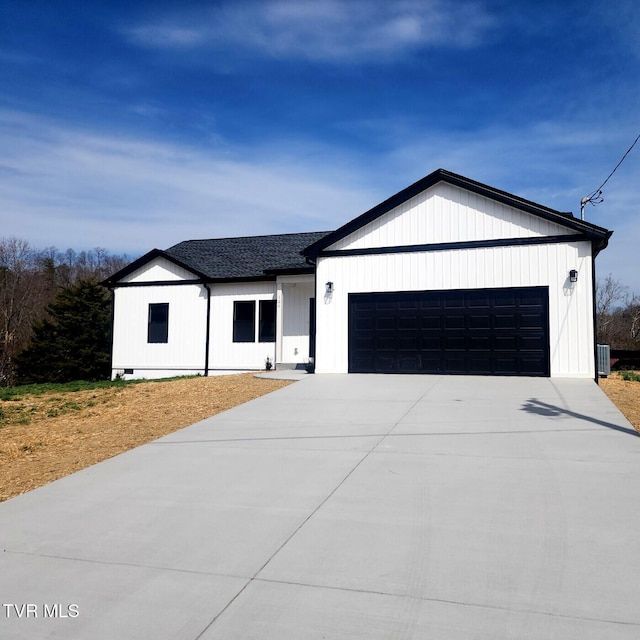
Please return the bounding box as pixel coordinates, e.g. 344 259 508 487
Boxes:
325 281 334 294
569 269 578 283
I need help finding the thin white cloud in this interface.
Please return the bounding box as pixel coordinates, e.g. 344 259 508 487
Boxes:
0 110 376 255
125 0 497 62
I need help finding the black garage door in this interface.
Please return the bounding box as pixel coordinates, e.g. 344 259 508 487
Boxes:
349 287 550 376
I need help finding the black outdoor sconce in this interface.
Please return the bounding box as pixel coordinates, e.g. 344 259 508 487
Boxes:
325 281 334 293
569 269 578 283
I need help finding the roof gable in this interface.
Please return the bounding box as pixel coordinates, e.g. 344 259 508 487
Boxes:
102 249 207 286
303 169 612 258
120 256 203 284
326 181 576 252
103 232 330 286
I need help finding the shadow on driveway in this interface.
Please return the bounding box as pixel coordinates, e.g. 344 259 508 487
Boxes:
522 398 638 437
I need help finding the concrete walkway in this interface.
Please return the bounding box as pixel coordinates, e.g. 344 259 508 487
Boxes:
1 375 639 639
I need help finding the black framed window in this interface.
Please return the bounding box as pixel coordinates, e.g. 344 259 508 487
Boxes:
259 300 276 342
233 301 255 342
148 303 169 343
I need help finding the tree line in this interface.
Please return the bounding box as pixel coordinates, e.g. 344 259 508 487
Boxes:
0 237 129 386
596 275 640 349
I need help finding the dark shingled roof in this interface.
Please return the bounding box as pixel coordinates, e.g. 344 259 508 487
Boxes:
165 231 330 280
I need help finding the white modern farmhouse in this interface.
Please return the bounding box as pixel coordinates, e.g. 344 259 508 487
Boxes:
103 169 612 380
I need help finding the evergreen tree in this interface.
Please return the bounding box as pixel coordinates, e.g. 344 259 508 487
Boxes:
0 237 128 386
15 280 112 384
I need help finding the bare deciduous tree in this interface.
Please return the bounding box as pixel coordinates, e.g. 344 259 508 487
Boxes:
596 275 640 349
0 237 130 386
0 238 47 385
625 294 640 344
596 274 628 346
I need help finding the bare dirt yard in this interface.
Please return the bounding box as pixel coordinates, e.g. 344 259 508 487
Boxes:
599 373 640 436
0 372 638 503
0 374 292 502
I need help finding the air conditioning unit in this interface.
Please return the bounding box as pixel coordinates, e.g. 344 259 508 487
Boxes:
597 344 611 377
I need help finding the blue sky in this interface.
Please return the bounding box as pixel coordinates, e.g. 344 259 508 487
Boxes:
1 0 639 292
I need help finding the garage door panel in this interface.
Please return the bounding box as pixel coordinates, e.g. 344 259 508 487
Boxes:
468 293 491 308
374 355 396 371
420 298 442 310
469 355 493 374
494 291 517 307
469 314 491 329
354 317 374 332
445 293 465 309
519 290 544 306
421 315 442 329
398 316 418 330
398 355 420 371
495 314 517 329
520 357 547 373
444 354 467 372
376 336 396 350
445 315 466 329
469 336 491 350
375 317 395 331
494 335 518 351
445 336 466 350
399 336 419 350
420 354 442 370
351 353 374 370
421 335 442 350
520 334 547 351
353 337 374 350
349 286 549 376
494 357 519 374
398 299 418 310
520 313 545 329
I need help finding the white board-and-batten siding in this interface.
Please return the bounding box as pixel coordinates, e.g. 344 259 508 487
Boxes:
112 257 207 378
328 183 572 251
120 258 198 283
208 282 277 370
112 283 208 378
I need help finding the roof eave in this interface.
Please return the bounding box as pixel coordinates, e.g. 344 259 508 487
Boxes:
206 274 276 284
263 266 315 276
302 168 613 257
101 249 208 287
592 229 614 257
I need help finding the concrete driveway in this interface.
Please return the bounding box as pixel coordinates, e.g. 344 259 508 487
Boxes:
1 375 639 639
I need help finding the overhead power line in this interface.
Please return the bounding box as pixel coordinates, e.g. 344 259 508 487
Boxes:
581 132 640 220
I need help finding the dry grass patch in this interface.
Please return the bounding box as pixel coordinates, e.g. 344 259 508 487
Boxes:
0 374 292 502
600 372 640 435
